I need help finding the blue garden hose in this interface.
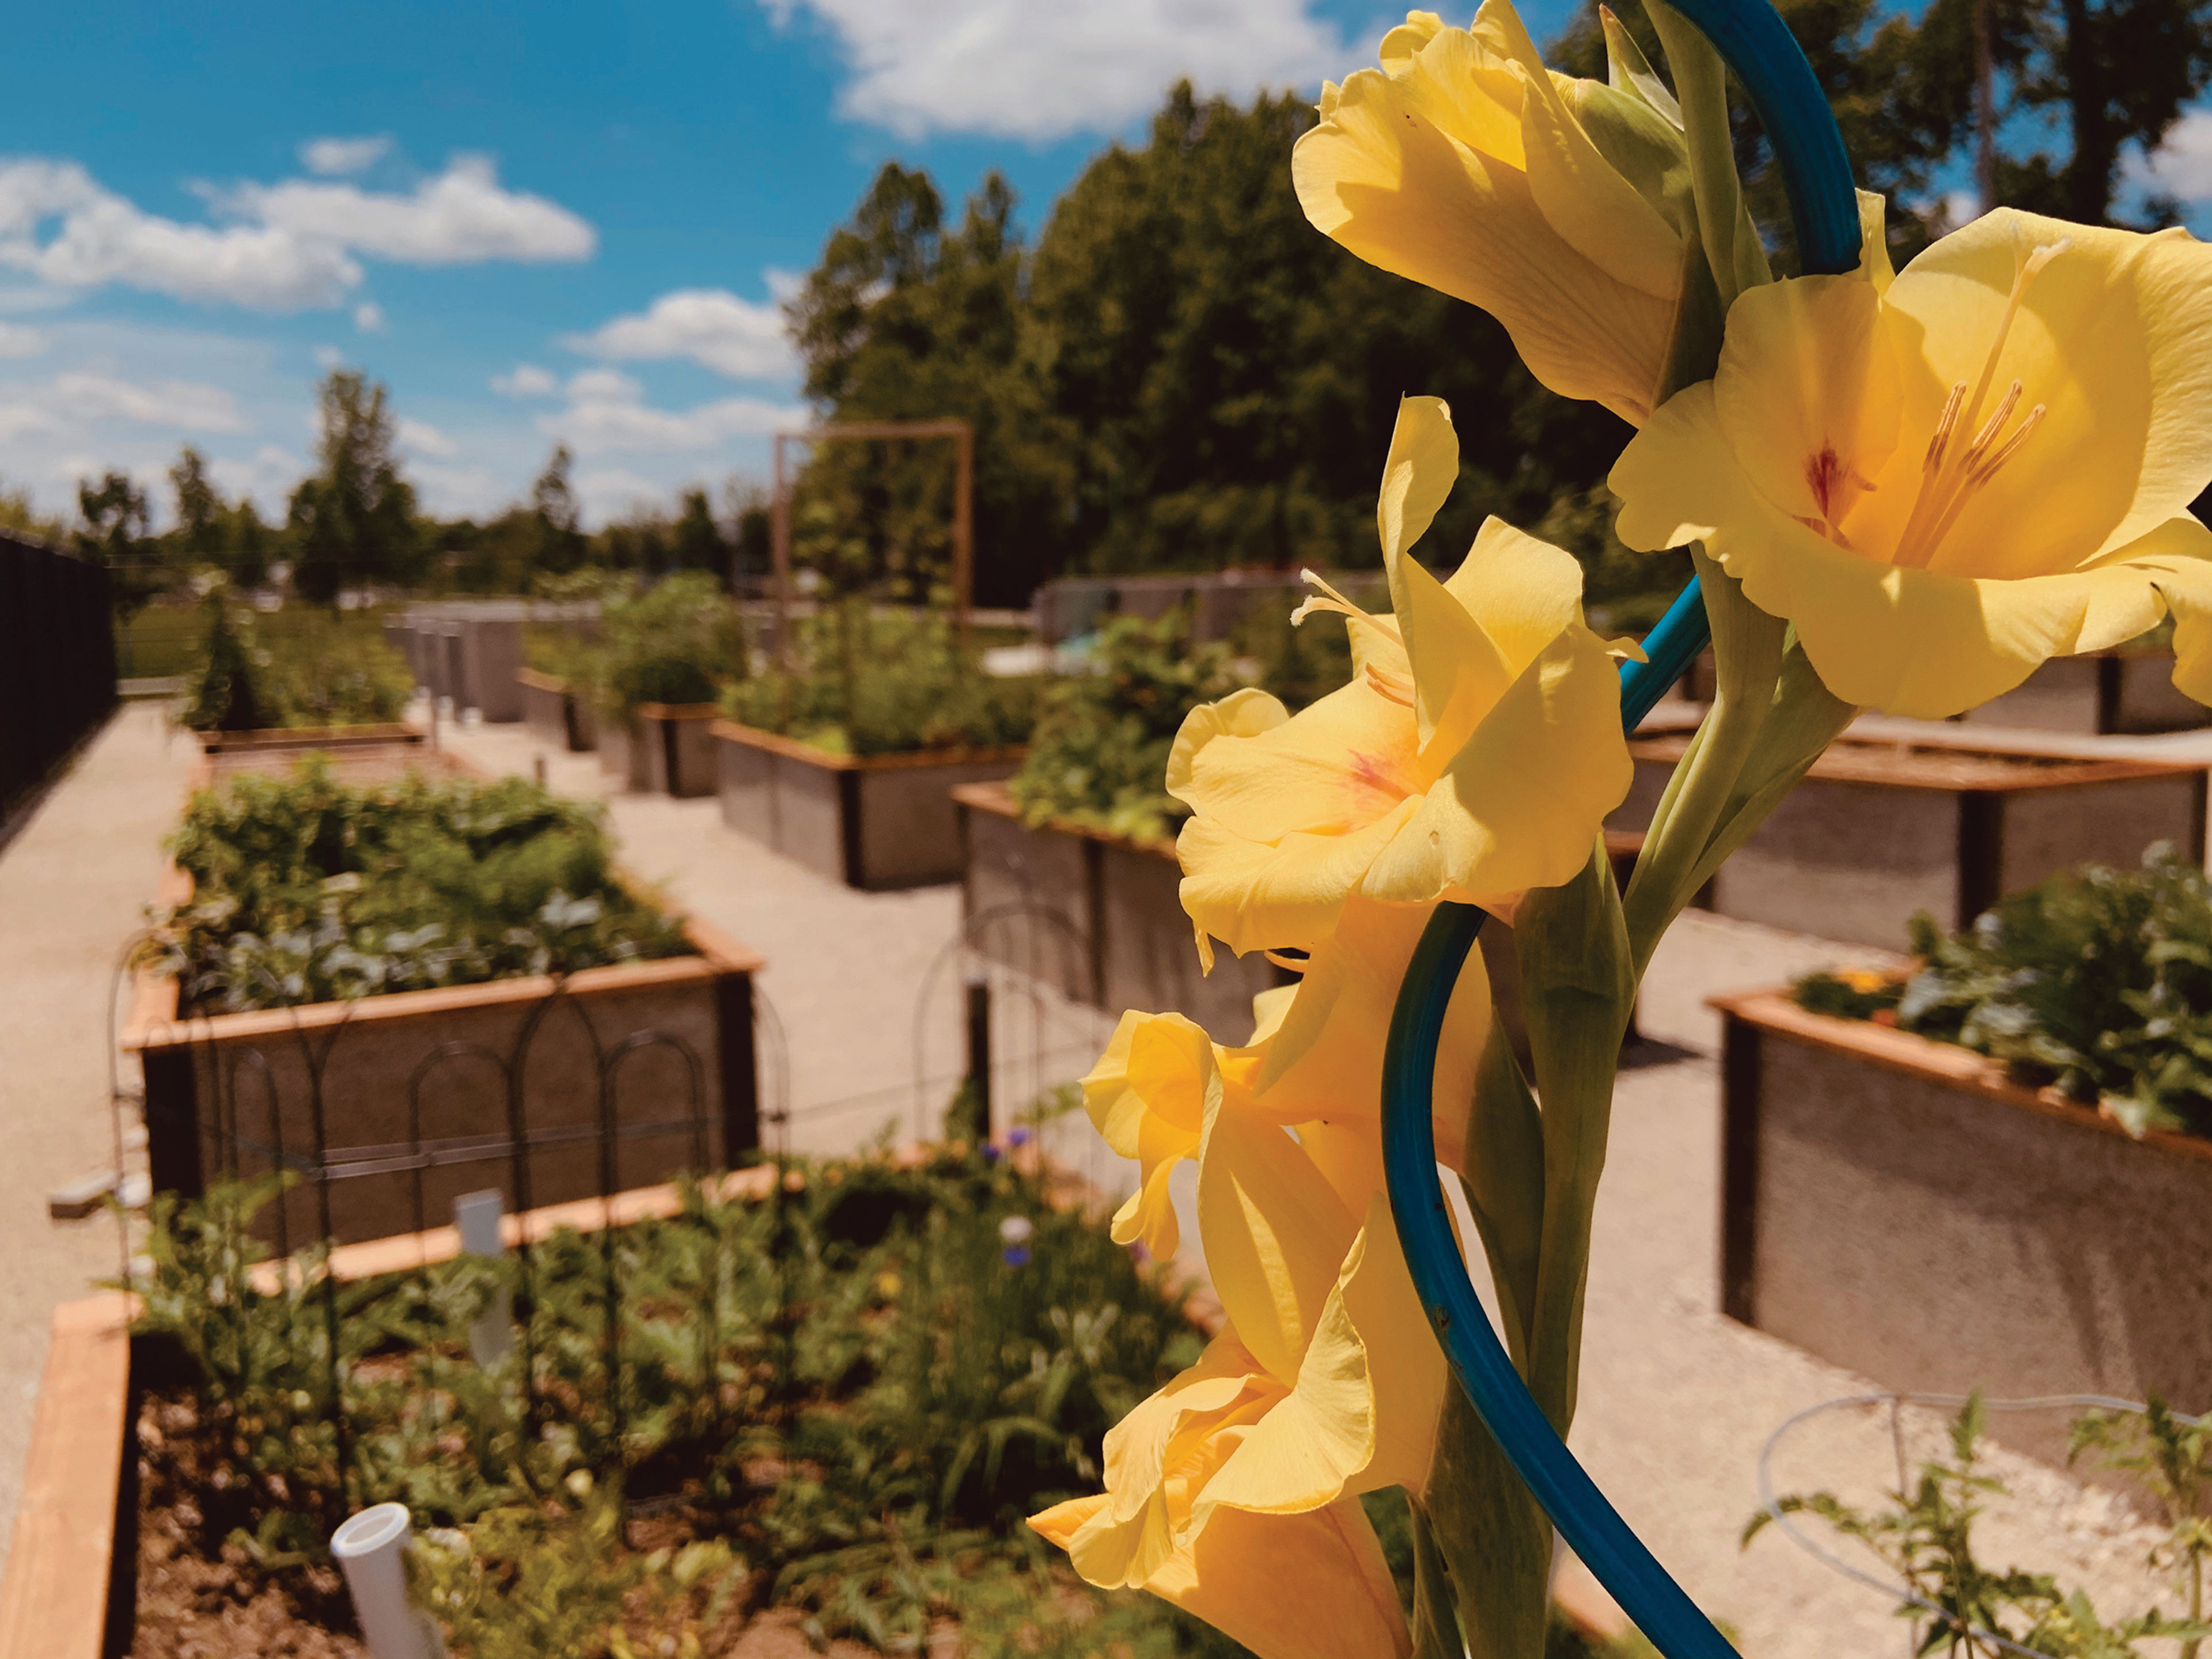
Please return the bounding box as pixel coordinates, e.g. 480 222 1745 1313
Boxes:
1379 3 1861 1652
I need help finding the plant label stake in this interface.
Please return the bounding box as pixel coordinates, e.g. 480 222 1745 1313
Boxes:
330 1502 447 1659
453 1189 514 1368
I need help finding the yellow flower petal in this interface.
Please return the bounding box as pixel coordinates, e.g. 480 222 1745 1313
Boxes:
1142 1498 1412 1659
1293 17 1679 425
1199 1196 1448 1519
1198 1104 1362 1385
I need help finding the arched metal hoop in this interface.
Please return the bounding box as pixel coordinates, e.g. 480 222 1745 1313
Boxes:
1381 2 1861 1653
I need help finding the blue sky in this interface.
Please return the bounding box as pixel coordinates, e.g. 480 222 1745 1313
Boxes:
5 0 2205 529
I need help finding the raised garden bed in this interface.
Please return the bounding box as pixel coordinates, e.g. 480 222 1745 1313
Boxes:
1612 730 2207 948
0 1150 1229 1659
128 764 765 1246
600 704 718 796
637 702 718 797
194 725 467 788
126 892 763 1248
953 779 1289 1033
1959 647 2207 735
714 719 1025 890
516 668 594 752
1712 987 2212 1463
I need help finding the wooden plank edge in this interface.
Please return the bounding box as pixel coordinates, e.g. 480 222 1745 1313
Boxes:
1709 987 2212 1168
711 718 1025 775
0 1294 135 1659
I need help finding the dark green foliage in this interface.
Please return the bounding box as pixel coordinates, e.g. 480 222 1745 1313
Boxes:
786 88 1653 613
725 607 1037 756
180 593 269 733
287 370 421 604
576 571 742 722
1009 612 1246 841
142 758 688 1013
176 599 412 732
1749 1395 2212 1656
128 1146 1240 1654
1791 968 1905 1023
1792 846 2212 1137
78 468 163 620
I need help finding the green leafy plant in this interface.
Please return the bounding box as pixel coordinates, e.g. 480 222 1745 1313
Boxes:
126 1143 1241 1653
573 571 742 723
1791 846 2212 1138
1009 611 1246 842
1749 1395 2212 1657
2073 1400 2212 1659
178 593 413 732
139 756 690 1013
726 606 1038 756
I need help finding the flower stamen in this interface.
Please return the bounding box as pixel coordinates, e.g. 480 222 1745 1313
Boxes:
1891 237 2067 570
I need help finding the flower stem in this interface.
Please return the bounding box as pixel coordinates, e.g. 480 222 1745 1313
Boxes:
1644 0 1772 309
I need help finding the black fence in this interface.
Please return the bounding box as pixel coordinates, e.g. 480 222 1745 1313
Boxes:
0 531 115 815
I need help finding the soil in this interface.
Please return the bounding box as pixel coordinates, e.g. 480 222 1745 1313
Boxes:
125 1389 1008 1659
130 1394 365 1659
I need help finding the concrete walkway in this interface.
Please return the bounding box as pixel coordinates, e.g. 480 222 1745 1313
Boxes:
0 704 198 1575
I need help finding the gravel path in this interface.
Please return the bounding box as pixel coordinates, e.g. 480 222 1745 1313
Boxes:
0 704 198 1578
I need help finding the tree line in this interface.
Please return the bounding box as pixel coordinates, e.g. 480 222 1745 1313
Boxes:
785 0 2212 610
48 370 768 621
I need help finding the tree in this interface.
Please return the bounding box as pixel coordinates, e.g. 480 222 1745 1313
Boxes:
75 471 161 619
227 499 271 590
168 447 226 571
671 488 727 575
529 445 587 577
286 370 419 604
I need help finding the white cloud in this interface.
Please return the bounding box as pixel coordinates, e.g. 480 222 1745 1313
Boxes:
0 322 44 357
759 0 1343 139
493 362 558 397
396 416 458 457
313 344 344 369
542 368 799 455
565 286 793 379
2130 110 2212 202
300 135 392 177
353 300 385 332
217 155 595 266
0 158 361 308
408 460 509 517
0 152 594 312
0 370 247 444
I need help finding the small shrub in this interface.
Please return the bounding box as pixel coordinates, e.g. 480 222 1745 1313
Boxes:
1009 611 1245 842
140 757 690 1013
576 573 741 723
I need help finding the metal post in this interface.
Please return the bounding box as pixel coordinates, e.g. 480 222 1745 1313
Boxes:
963 969 992 1144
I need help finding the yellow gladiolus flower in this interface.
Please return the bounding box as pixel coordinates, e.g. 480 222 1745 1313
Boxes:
1611 206 2212 717
1031 1080 1447 1659
1171 395 1631 964
1082 895 1490 1259
1294 1 1699 426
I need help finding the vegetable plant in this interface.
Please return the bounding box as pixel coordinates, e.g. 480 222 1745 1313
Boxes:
725 606 1037 756
179 590 413 732
1007 611 1245 842
141 757 690 1013
574 572 743 724
1793 845 2212 1138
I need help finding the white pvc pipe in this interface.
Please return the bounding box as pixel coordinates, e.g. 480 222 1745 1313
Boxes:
330 1503 444 1659
452 1188 514 1368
